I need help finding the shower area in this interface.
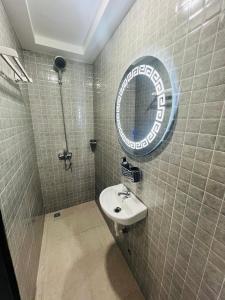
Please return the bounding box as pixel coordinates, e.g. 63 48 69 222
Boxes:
24 51 95 213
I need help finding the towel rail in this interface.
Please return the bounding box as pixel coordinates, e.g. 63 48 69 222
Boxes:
0 46 32 83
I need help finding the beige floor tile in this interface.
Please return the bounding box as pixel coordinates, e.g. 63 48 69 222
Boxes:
125 289 145 300
46 215 79 241
56 201 94 218
35 201 144 300
97 224 115 248
76 207 105 233
45 239 84 278
91 282 120 300
43 276 93 300
78 226 103 255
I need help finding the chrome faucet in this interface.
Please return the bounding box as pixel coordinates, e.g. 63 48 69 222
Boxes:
118 191 130 197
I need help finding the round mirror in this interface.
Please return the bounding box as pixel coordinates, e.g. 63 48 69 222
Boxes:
115 56 178 158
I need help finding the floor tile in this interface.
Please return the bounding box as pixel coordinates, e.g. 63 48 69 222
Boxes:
35 201 144 300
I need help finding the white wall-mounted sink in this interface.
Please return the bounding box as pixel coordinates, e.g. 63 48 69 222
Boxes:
99 184 147 226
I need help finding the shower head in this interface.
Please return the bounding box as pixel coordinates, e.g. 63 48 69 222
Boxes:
53 56 66 72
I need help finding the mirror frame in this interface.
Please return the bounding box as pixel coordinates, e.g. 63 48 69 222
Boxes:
115 55 179 159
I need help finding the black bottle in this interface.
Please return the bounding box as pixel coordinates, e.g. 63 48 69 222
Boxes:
121 157 129 169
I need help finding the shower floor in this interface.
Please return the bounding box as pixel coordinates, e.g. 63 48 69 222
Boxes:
35 201 144 300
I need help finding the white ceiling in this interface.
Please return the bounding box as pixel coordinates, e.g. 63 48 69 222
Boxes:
2 0 136 63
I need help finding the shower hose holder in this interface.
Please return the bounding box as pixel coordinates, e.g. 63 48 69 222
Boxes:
90 139 97 152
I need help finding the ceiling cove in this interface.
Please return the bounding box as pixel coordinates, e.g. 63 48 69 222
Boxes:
2 0 136 63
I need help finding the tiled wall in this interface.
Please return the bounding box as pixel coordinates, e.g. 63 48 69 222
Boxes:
0 1 44 299
94 0 225 299
24 51 95 213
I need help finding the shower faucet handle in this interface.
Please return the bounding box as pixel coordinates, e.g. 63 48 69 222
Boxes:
58 152 65 160
58 150 72 160
65 151 72 160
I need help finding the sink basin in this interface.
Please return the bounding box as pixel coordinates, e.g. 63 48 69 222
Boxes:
99 184 147 226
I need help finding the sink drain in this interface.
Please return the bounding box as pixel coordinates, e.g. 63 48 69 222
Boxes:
114 207 121 213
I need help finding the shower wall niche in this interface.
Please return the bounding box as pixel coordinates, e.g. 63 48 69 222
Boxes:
24 51 95 212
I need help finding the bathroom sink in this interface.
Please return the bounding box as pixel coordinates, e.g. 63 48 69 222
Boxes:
99 184 147 226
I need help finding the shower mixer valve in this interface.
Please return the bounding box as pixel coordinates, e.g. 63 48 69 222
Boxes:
58 150 72 160
58 150 72 171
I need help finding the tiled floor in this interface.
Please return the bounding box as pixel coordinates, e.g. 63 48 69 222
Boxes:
35 201 144 300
